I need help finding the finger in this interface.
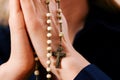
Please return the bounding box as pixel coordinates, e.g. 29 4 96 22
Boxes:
20 0 60 67
9 0 34 63
20 0 47 29
20 0 47 63
9 0 21 16
20 0 45 38
20 0 38 25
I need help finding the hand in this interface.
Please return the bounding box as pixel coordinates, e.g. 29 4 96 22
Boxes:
20 0 90 80
0 0 34 80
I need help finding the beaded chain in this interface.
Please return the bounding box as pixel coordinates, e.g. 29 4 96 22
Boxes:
34 56 40 80
45 0 66 79
56 0 63 41
52 0 66 68
46 0 52 79
34 0 66 80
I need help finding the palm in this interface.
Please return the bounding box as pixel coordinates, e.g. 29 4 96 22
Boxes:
19 0 76 80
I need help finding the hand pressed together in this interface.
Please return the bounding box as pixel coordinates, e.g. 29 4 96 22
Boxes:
0 0 90 80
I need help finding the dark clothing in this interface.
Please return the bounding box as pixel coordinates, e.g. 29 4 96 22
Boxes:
73 5 120 80
74 64 111 80
0 26 10 64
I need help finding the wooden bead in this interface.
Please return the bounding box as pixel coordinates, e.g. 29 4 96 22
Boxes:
46 74 52 78
47 33 52 37
47 19 52 24
59 32 63 37
46 60 51 65
34 70 40 76
47 46 52 51
47 26 52 31
47 53 52 58
58 20 62 24
35 57 39 61
57 9 62 13
57 14 62 19
46 0 50 4
46 67 51 72
46 13 51 17
47 40 52 44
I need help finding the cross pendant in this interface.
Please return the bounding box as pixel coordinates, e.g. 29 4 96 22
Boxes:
52 46 66 68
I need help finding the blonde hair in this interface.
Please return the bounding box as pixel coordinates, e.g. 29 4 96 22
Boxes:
0 0 9 26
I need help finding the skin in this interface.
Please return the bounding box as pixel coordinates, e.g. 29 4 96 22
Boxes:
0 0 9 26
115 0 120 6
2 0 120 79
0 0 119 79
0 0 89 80
61 0 89 43
0 0 35 79
19 0 90 80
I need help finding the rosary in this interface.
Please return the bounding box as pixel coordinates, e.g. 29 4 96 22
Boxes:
34 0 66 80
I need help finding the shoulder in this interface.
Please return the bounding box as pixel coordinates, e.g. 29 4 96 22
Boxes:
74 64 112 80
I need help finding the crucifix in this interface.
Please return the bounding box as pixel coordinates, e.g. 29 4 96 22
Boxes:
52 45 66 68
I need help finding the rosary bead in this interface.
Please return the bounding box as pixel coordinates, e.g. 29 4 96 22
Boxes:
46 60 51 65
47 33 52 37
47 40 52 44
58 20 63 24
35 57 39 61
57 9 62 13
34 70 40 76
46 13 51 17
57 14 62 19
46 67 51 72
47 53 52 58
47 46 52 51
46 74 52 78
46 0 50 4
59 32 63 37
47 26 52 31
47 19 52 24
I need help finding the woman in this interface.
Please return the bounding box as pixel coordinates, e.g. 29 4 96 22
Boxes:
0 0 119 79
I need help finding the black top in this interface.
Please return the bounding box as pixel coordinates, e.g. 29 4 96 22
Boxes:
74 64 111 80
73 4 120 80
0 26 10 64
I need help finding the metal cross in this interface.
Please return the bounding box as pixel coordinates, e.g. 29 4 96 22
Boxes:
52 46 66 68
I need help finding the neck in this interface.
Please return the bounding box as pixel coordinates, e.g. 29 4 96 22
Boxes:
61 0 88 43
69 23 84 44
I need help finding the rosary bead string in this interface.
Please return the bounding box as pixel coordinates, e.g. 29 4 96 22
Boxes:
51 0 66 68
56 0 63 46
34 56 40 80
45 0 52 79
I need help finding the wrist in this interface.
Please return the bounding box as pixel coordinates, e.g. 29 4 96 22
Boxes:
65 52 90 80
0 62 31 80
56 45 90 80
